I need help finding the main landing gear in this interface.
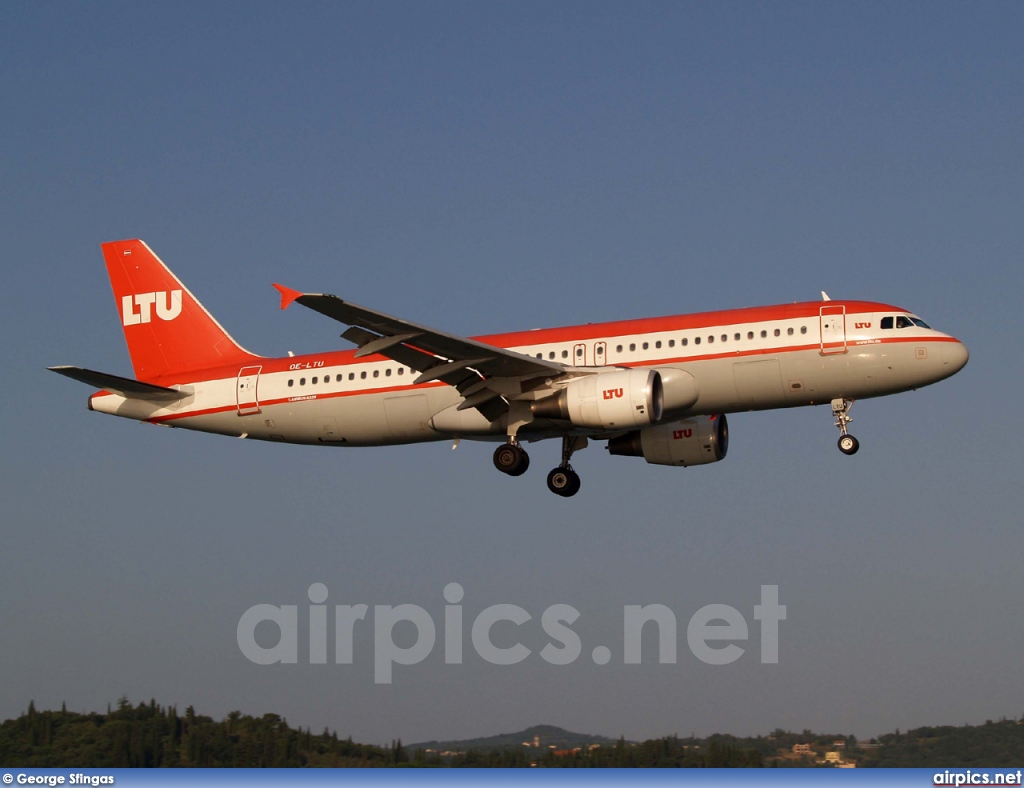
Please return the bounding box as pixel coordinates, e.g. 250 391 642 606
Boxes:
492 435 586 497
832 398 860 456
546 467 580 497
546 436 586 498
493 440 530 476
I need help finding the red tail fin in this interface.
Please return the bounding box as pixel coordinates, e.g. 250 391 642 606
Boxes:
102 239 259 381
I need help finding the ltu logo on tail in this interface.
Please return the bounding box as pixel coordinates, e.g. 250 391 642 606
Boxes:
121 290 183 326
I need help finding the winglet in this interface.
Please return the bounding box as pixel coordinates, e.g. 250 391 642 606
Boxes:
273 283 304 310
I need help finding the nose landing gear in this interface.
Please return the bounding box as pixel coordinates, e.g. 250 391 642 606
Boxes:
832 398 860 455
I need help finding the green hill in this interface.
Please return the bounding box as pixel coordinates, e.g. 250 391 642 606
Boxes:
0 698 395 768
3 699 1022 768
862 720 1024 767
408 723 621 753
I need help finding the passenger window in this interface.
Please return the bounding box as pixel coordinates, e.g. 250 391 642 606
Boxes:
288 379 294 387
682 338 688 346
349 373 355 380
787 327 794 336
734 333 740 341
562 350 568 358
668 339 675 348
747 331 754 340
694 337 701 345
616 345 623 353
655 340 661 349
576 347 583 357
721 334 727 343
708 335 714 344
760 330 767 338
360 371 367 379
642 342 648 350
774 328 781 337
549 352 555 359
800 326 807 334
300 378 306 385
596 345 603 355
398 368 404 375
629 343 636 351
312 376 318 384
385 368 392 376
373 370 379 377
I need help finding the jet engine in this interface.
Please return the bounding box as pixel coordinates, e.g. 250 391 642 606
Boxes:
607 414 729 467
531 369 663 430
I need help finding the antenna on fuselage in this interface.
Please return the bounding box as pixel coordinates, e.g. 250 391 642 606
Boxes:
821 291 832 301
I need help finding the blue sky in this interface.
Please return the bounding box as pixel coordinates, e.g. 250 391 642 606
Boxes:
3 2 1023 745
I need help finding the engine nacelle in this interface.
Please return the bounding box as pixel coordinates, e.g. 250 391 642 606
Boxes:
607 414 729 467
532 369 664 430
651 366 699 419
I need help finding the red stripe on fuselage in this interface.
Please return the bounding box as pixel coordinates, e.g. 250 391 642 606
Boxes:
115 299 908 389
144 380 450 424
482 299 905 348
128 334 961 426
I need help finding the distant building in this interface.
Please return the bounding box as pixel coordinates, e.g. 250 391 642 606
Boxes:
832 740 846 749
825 751 841 763
793 743 812 755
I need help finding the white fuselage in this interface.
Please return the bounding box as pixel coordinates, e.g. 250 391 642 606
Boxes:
88 301 968 448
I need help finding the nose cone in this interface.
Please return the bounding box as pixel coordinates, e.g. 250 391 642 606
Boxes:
942 340 969 376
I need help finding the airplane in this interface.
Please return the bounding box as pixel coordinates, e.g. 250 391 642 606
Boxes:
51 239 969 497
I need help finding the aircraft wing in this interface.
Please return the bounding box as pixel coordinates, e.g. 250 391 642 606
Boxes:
273 285 567 421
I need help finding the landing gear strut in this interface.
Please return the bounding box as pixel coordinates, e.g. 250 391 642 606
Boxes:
546 436 586 497
832 398 860 455
493 439 530 476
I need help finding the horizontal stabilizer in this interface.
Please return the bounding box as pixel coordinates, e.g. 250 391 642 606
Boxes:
48 366 187 401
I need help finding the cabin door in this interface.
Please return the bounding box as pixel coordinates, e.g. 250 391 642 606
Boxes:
819 306 847 355
237 366 262 415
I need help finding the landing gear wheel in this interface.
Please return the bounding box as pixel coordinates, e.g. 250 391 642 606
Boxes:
831 398 859 456
493 443 530 476
838 434 860 456
547 467 581 497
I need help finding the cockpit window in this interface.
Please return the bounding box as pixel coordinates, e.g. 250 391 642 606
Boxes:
911 317 931 329
896 316 914 329
881 316 893 329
